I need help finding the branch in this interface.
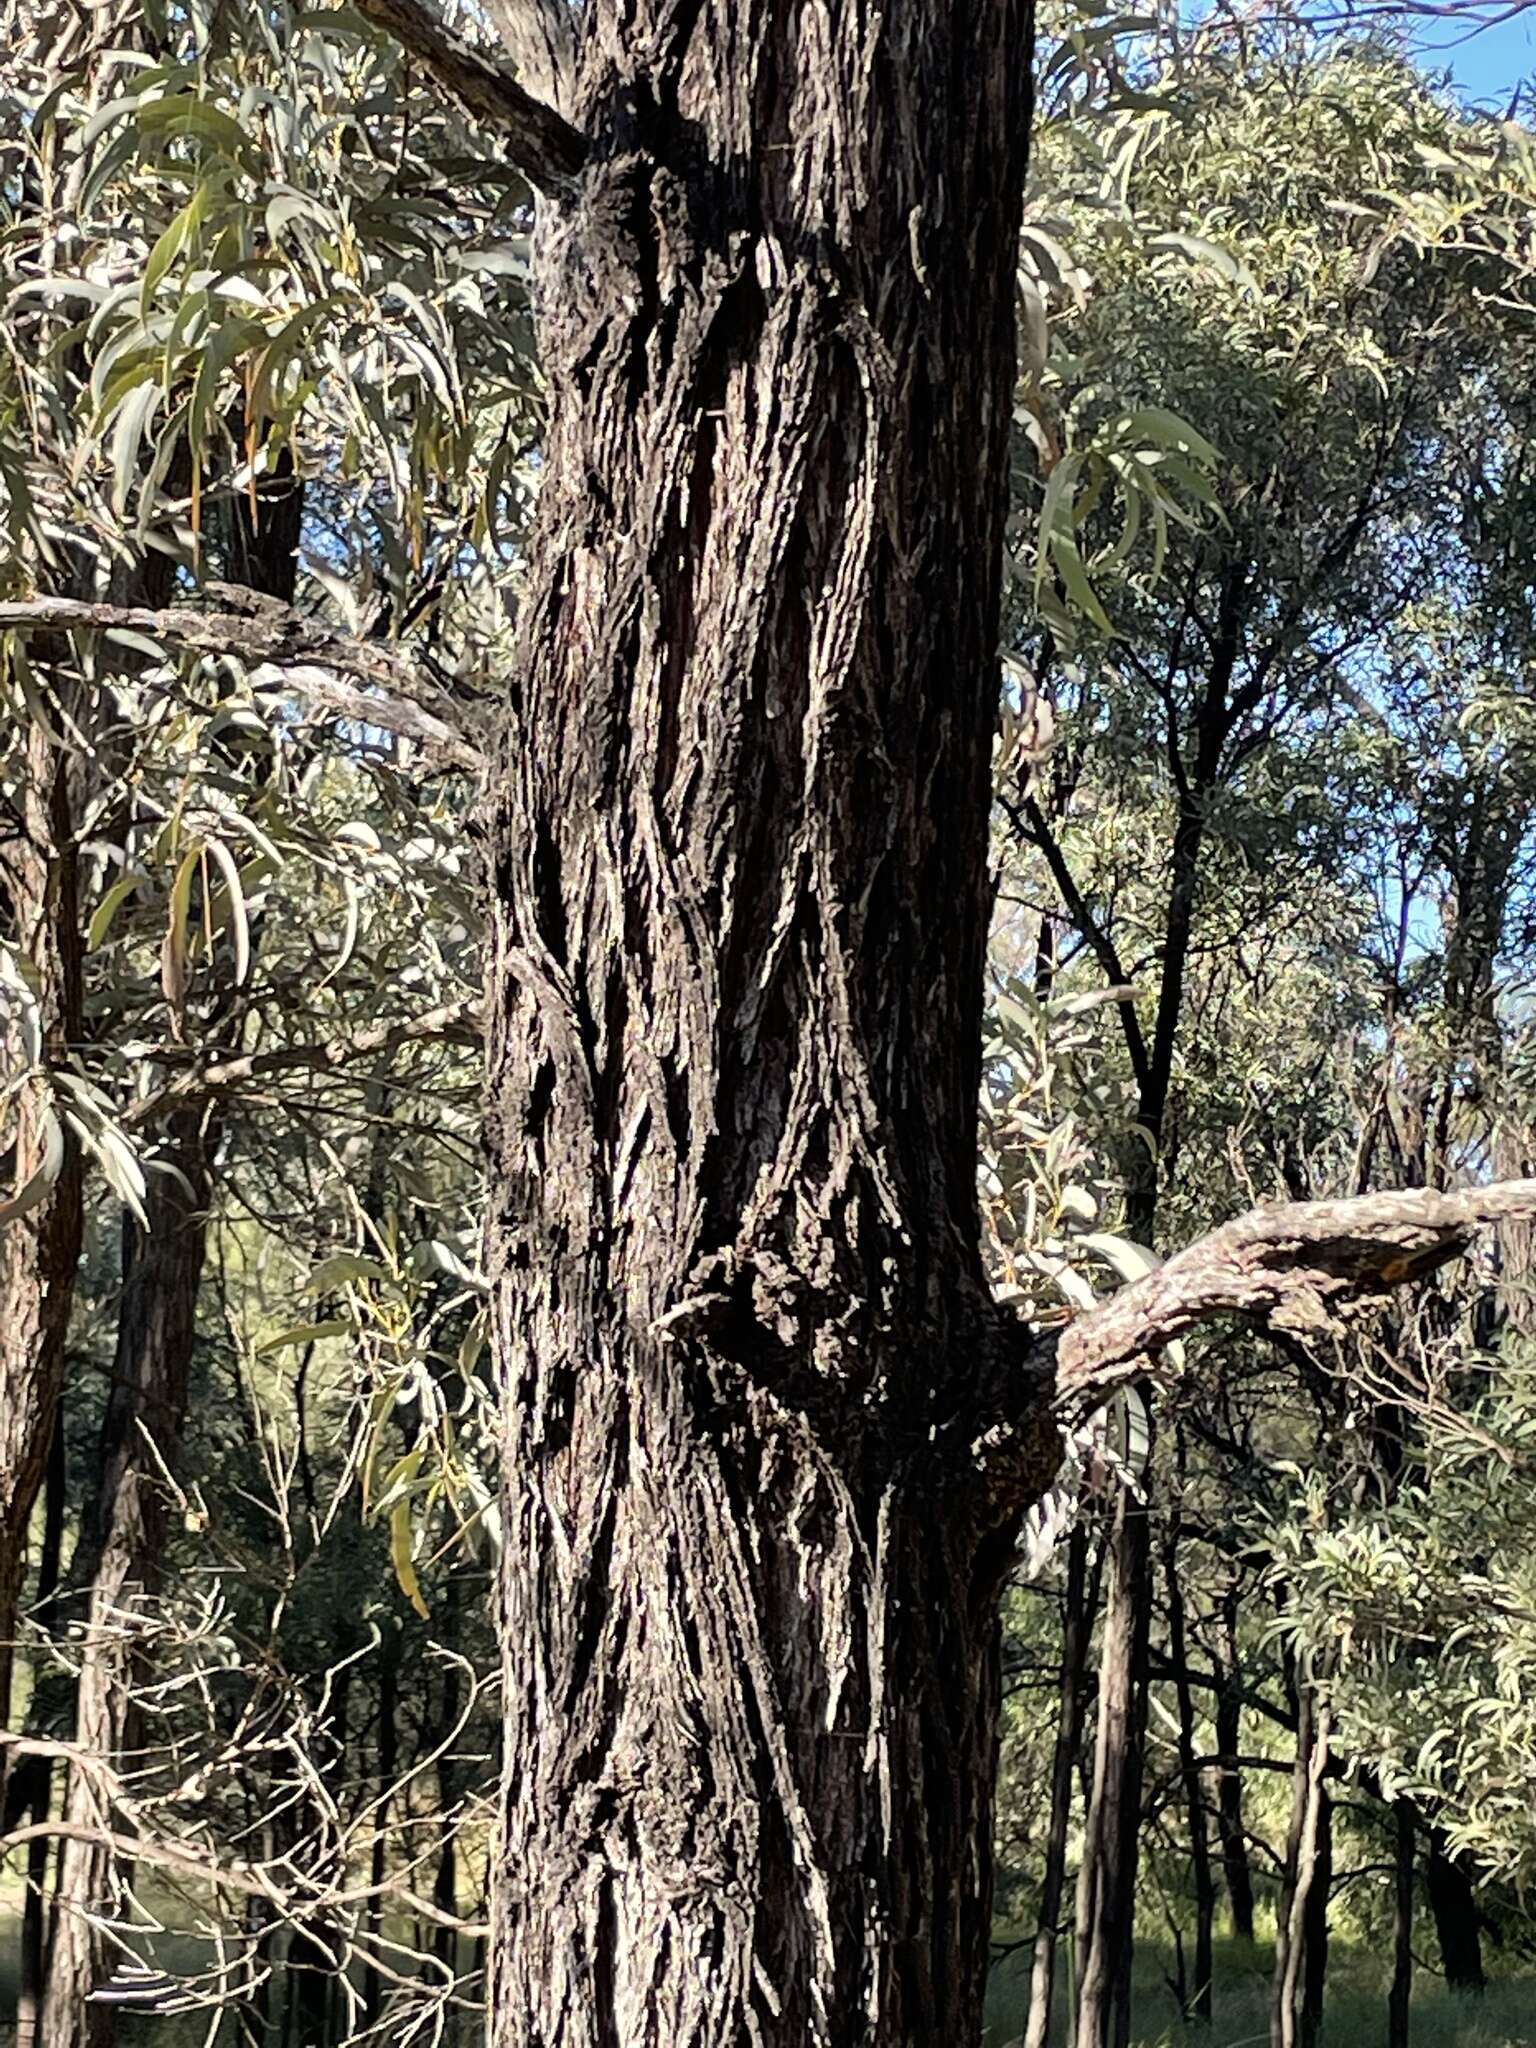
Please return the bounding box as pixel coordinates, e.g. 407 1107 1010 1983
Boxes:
1006 790 1151 1095
1056 1180 1536 1414
354 0 588 189
0 588 483 774
123 999 482 1129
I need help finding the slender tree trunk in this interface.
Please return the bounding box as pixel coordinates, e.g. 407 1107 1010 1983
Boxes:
1214 1585 1255 1942
1425 1832 1484 1994
1300 1789 1331 2048
432 1574 463 1980
1023 1525 1096 2048
41 1109 215 2048
0 708 85 1759
362 1622 401 2028
38 453 298 2048
1271 1670 1331 2048
1164 1517 1214 2023
12 1405 68 2048
1388 1802 1413 2048
485 7 1039 2043
1072 1483 1152 2048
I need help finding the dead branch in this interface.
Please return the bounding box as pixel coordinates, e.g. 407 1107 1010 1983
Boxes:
122 999 483 1129
1056 1180 1536 1414
0 588 484 774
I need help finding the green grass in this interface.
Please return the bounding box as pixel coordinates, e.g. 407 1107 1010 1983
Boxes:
983 1935 1536 2048
3 1915 1532 2045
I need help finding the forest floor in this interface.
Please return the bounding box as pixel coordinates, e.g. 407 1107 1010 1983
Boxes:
1 1906 1533 2044
982 1934 1536 2047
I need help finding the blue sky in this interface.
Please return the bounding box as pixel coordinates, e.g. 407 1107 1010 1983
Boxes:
1418 6 1536 106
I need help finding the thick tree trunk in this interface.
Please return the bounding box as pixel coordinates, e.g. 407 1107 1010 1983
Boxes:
1023 1525 1096 2048
485 7 1038 2044
1071 1483 1152 2048
1425 1832 1484 1994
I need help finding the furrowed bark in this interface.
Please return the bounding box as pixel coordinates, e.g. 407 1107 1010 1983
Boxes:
484 5 1038 2043
354 0 588 187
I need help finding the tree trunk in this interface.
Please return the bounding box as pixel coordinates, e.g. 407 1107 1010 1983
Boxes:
1072 1482 1152 2048
1388 1802 1413 2048
1425 1832 1484 1995
1300 1786 1330 2048
362 1620 401 2029
432 1574 463 1980
1023 1524 1096 2048
1271 1671 1331 2048
11 1404 68 2048
41 1109 215 2047
485 7 1039 2044
0 706 85 1757
1164 1517 1214 2023
1214 1585 1255 1942
38 454 298 2048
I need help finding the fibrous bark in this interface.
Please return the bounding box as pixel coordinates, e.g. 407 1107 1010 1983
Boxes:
483 5 1037 2043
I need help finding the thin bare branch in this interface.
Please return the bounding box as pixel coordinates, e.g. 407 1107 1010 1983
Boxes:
0 589 483 774
354 0 588 187
1056 1180 1536 1412
122 1000 483 1129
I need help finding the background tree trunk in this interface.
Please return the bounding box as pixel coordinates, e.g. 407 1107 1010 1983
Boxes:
485 5 1039 2042
1164 1514 1214 2024
41 1111 216 2048
1215 1583 1255 1942
1389 1802 1414 2048
10 1405 68 2048
1271 1670 1331 2048
1425 1832 1485 1994
37 461 299 2048
1073 1484 1152 2048
0 705 85 1754
1024 1525 1097 2048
